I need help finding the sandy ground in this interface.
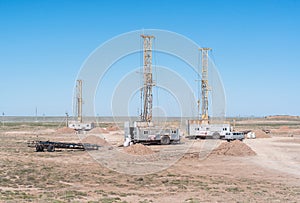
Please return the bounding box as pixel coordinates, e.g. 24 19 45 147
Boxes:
0 120 300 202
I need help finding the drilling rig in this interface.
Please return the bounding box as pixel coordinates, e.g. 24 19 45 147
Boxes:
141 35 154 123
68 80 94 132
124 35 180 146
77 79 83 123
200 48 211 124
187 48 231 139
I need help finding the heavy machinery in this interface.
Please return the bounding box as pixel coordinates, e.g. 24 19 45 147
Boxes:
187 48 242 140
68 80 94 132
187 120 232 139
124 35 180 146
199 48 211 124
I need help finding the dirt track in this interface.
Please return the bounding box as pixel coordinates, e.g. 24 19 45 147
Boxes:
245 137 300 177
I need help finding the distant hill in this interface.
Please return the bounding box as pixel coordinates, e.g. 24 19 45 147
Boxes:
265 115 300 120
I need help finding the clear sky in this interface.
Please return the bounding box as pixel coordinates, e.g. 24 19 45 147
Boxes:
0 0 299 117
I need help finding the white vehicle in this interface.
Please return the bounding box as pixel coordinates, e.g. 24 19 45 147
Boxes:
187 120 232 139
224 132 244 141
68 122 94 131
246 131 256 139
124 121 180 145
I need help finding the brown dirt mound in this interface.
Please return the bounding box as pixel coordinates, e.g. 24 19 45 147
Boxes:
211 140 256 156
266 115 300 120
56 127 75 134
123 144 154 155
81 135 110 146
89 127 109 134
254 130 271 138
272 126 300 136
107 126 119 131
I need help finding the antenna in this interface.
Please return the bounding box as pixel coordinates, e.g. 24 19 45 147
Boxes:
141 35 155 122
199 47 211 123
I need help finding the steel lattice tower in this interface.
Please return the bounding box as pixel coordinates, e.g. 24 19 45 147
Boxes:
141 35 154 122
76 80 83 123
199 48 211 123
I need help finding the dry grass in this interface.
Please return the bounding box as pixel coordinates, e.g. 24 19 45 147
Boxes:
0 121 300 202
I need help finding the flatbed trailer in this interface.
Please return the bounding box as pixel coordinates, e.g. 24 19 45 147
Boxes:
27 140 99 152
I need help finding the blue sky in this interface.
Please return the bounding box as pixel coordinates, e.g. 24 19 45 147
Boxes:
0 0 299 117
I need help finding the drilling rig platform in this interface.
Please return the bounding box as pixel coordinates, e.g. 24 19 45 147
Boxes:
187 48 232 139
124 35 180 146
68 80 94 132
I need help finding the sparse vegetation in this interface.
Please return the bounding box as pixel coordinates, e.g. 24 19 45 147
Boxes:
184 198 200 203
0 120 299 202
100 197 122 203
225 187 244 193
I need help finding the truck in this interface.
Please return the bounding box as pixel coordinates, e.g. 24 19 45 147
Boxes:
187 120 244 141
187 120 232 139
68 122 94 132
224 132 244 141
124 121 180 146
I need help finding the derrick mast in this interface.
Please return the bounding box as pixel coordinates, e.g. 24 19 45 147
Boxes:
187 48 233 140
69 79 94 132
76 79 83 123
141 35 155 122
199 48 211 123
123 34 180 146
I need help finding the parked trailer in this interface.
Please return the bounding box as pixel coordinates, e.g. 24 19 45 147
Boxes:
27 140 99 152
